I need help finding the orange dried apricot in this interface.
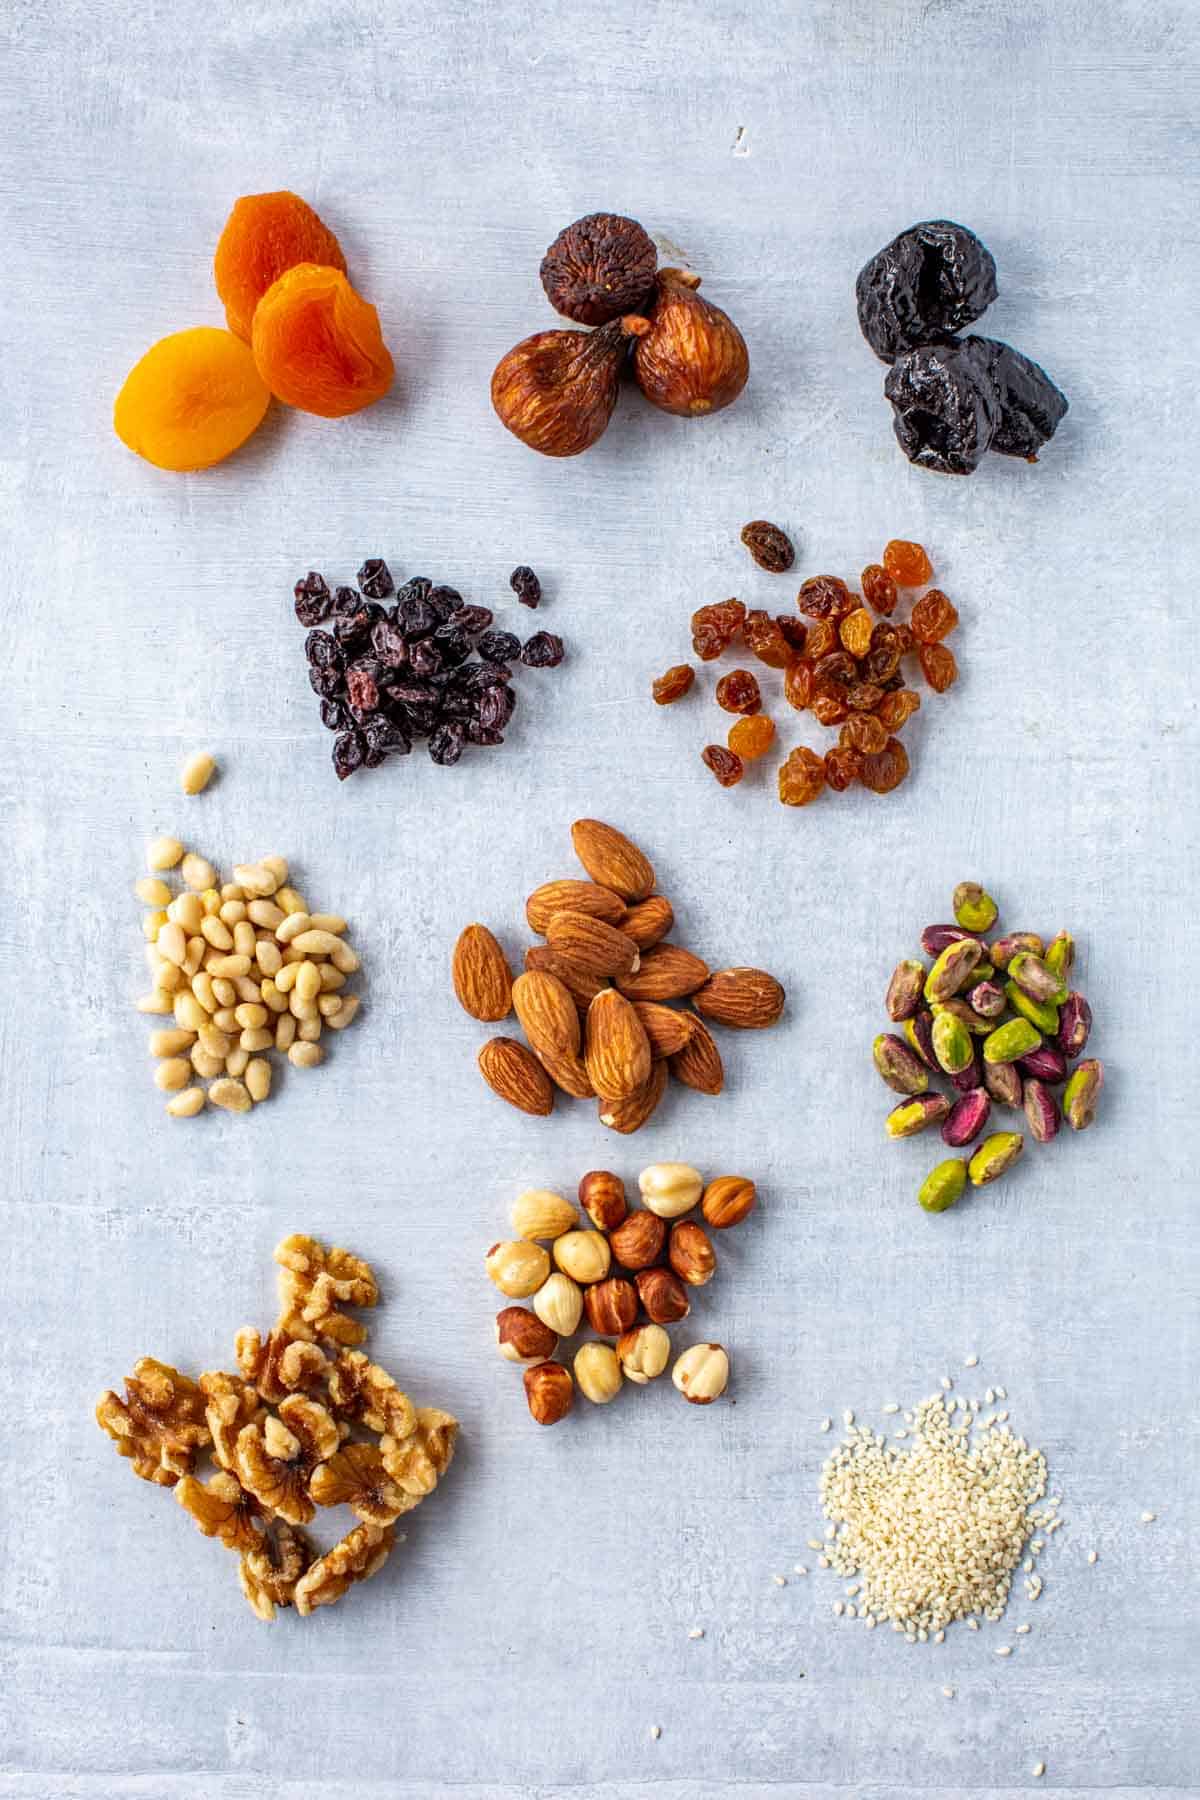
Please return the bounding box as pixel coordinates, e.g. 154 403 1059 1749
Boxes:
215 191 347 342
252 265 394 418
113 327 271 471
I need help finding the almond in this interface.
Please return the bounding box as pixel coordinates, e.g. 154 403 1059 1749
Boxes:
526 879 625 935
598 1058 667 1133
477 1037 554 1116
693 966 785 1029
620 894 675 949
631 1000 694 1059
524 945 608 1010
536 1047 594 1099
584 989 652 1102
452 924 513 1022
616 942 708 1001
669 1012 724 1095
546 909 640 980
511 970 581 1060
571 819 655 901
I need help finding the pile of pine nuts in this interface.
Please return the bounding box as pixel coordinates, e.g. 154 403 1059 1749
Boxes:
136 837 362 1116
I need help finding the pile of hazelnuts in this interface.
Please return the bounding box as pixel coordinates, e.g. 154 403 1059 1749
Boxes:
485 1162 757 1423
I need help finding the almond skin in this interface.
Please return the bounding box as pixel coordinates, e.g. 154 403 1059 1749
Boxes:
526 879 625 935
524 945 607 1009
669 1012 724 1095
616 943 708 1001
631 1000 694 1059
571 819 655 901
598 1058 667 1133
452 924 513 1022
620 895 675 950
584 989 652 1102
511 970 581 1060
537 1047 594 1099
546 909 640 980
693 966 785 1029
477 1037 554 1116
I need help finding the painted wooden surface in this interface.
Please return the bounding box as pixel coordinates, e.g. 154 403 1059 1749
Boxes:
0 0 1196 1794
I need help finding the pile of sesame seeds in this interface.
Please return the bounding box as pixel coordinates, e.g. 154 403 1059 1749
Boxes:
816 1380 1060 1639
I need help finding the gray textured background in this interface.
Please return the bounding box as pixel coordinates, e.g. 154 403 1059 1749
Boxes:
1 0 1196 1795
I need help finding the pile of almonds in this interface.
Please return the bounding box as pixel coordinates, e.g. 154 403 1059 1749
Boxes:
487 1165 756 1424
452 818 786 1130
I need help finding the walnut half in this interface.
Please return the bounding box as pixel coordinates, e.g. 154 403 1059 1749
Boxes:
236 1394 342 1526
96 1358 211 1487
379 1408 459 1499
309 1443 417 1527
273 1235 378 1347
238 1518 316 1622
293 1521 396 1617
176 1470 262 1555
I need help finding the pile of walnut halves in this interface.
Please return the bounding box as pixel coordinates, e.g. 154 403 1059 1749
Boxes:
95 1234 457 1621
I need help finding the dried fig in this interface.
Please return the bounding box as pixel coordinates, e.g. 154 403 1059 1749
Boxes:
632 269 748 418
540 212 657 325
491 316 649 457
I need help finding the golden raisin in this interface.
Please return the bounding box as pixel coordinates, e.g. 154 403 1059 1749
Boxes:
824 744 862 791
778 745 826 806
839 607 874 659
214 191 347 342
715 669 762 715
860 735 910 793
691 599 746 661
841 713 888 755
114 328 271 471
803 619 839 660
882 539 932 585
652 664 695 704
810 684 850 727
910 589 960 643
875 688 922 732
783 660 813 713
797 575 855 620
861 563 898 615
918 642 958 692
251 265 393 418
701 744 744 787
728 714 775 759
743 610 793 669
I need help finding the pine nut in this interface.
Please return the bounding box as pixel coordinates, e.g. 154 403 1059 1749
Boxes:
150 1028 195 1057
225 1046 250 1077
255 939 282 977
143 910 168 942
191 971 218 1014
330 941 360 974
147 835 184 872
260 980 287 1015
182 938 205 977
274 1014 297 1051
260 855 289 886
233 920 257 959
181 853 217 890
201 888 221 915
318 993 344 1019
281 944 306 964
211 977 237 1006
154 1058 191 1091
307 914 347 935
181 751 216 795
290 994 318 1021
158 923 187 967
291 929 344 956
297 1017 323 1043
233 863 276 896
234 976 263 1005
288 1042 323 1069
220 883 245 903
275 886 307 915
274 962 299 993
137 991 174 1014
212 1007 239 1032
240 1026 273 1051
200 916 234 951
318 964 346 991
295 961 322 1003
191 1047 225 1079
235 1003 268 1030
248 899 285 931
166 1086 205 1117
245 1058 271 1103
325 994 360 1030
208 954 251 979
275 912 312 943
136 877 172 906
219 899 247 926
198 1024 233 1058
158 962 185 993
209 1077 252 1113
169 892 205 933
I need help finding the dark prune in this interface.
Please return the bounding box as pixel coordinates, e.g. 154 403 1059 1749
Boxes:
740 520 795 573
305 629 342 670
798 576 854 620
715 668 762 715
371 618 410 667
293 571 331 626
448 604 493 637
429 721 466 765
408 637 443 677
346 665 381 714
856 220 998 362
522 632 564 668
972 336 1069 459
701 744 744 788
363 717 410 763
477 629 521 664
885 337 1000 476
357 557 394 599
510 565 542 608
332 729 366 781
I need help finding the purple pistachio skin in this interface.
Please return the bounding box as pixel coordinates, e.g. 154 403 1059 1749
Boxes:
967 980 1005 1018
1019 1044 1068 1085
920 924 973 957
908 1009 937 1069
1056 992 1092 1059
950 1040 983 1093
984 1060 1023 1108
942 1087 992 1148
1023 1077 1061 1143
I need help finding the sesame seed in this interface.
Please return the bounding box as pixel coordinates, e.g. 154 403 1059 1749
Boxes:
846 1603 857 1618
807 1538 822 1550
985 1388 996 1404
1016 1624 1031 1635
1141 1511 1156 1523
940 1376 953 1390
967 1618 980 1631
1033 1762 1045 1778
650 1726 661 1740
772 1575 787 1587
843 1409 854 1426
964 1354 979 1368
995 1646 1013 1657
1087 1550 1098 1565
995 1386 1007 1400
934 1629 945 1643
688 1627 704 1639
818 1556 830 1568
942 1686 955 1698
794 1565 808 1576
833 1600 844 1616
882 1402 900 1414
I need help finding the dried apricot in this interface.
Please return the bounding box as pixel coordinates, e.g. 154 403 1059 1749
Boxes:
910 588 960 643
882 539 932 585
114 327 271 471
728 714 775 759
715 669 762 715
702 744 744 787
252 265 393 418
214 192 347 343
918 642 958 692
778 745 826 806
861 564 898 615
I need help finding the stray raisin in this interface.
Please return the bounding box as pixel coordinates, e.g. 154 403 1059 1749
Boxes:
477 629 521 664
293 571 332 626
778 745 826 807
861 564 898 616
652 664 696 705
701 744 744 787
357 558 394 599
882 540 933 586
797 575 854 620
860 735 911 793
824 744 862 792
510 565 542 608
522 631 565 668
875 688 922 731
841 713 888 755
740 520 795 573
856 220 998 362
783 660 813 713
910 588 959 643
743 610 793 669
918 642 958 692
839 607 874 659
715 668 762 715
728 713 775 759
691 599 746 661
332 729 365 781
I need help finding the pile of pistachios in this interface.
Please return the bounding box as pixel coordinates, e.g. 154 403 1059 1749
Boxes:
873 883 1103 1212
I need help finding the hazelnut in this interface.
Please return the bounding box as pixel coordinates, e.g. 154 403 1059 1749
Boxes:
608 1208 667 1271
491 316 649 459
701 1175 757 1230
638 1162 703 1219
635 1266 690 1325
668 1220 716 1287
524 1361 574 1425
578 1169 628 1232
583 1276 639 1337
532 1272 583 1339
510 1188 579 1241
540 212 658 326
632 269 749 418
574 1341 623 1405
616 1322 671 1384
671 1342 729 1405
485 1239 551 1299
553 1229 611 1285
494 1306 558 1365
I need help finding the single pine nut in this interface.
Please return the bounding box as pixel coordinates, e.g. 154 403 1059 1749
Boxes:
201 888 222 914
255 939 282 977
281 944 306 964
191 971 218 1014
225 1046 250 1076
143 910 168 941
233 976 263 1005
295 961 322 1003
275 912 312 943
212 1006 239 1032
169 892 205 933
290 993 318 1022
325 993 359 1030
209 1077 252 1113
190 1047 225 1079
147 835 184 872
200 916 233 951
260 854 289 884
297 1017 323 1042
307 913 347 935
233 862 276 896
317 964 345 991
291 929 344 956
220 883 245 902
288 1041 323 1069
330 941 359 974
154 1057 191 1092
245 1058 272 1103
275 886 307 915
158 922 187 966
137 990 174 1014
149 1028 195 1057
155 962 185 994
181 853 216 890
208 954 251 979
240 1026 274 1051
166 1086 205 1117
235 1002 268 1030
136 877 172 906
182 937 204 977
233 920 257 959
198 1024 233 1058
248 899 285 931
274 962 299 993
219 899 247 925
181 751 216 795
211 977 237 1006
274 1013 297 1051
175 993 209 1033
318 993 344 1019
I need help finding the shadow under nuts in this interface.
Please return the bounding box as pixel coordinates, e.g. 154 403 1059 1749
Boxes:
635 1266 691 1324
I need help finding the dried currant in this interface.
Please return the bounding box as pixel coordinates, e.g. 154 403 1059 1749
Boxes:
715 669 762 715
701 744 744 788
690 599 746 661
911 589 959 644
522 632 565 668
860 736 910 794
797 575 854 620
293 572 332 626
510 566 542 608
740 520 795 573
918 642 958 692
332 730 365 781
539 213 657 325
778 745 826 807
652 664 696 704
884 337 1000 476
357 558 394 600
856 220 998 362
306 630 342 672
428 721 466 766
824 744 862 792
973 336 1069 460
448 605 493 637
861 564 898 616
882 540 933 586
728 714 775 759
742 610 793 669
477 629 521 664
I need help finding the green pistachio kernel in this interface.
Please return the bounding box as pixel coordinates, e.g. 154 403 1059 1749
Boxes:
968 1131 1025 1186
953 882 999 934
983 1017 1042 1065
932 1010 973 1075
924 939 983 1004
1044 931 1075 981
1004 982 1060 1036
918 1159 968 1213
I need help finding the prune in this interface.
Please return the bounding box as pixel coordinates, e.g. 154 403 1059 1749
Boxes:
363 717 411 764
911 588 959 644
841 713 888 755
332 729 366 781
973 336 1069 459
824 744 862 791
346 666 381 714
883 540 932 585
860 735 910 794
305 629 342 670
919 642 958 692
522 632 565 668
357 558 394 599
728 713 775 759
856 220 998 362
803 618 839 660
510 566 542 608
691 599 745 661
775 615 808 655
429 721 466 765
813 650 856 686
701 744 744 787
810 683 850 727
783 660 813 712
294 571 332 626
478 629 522 665
884 338 1000 475
449 605 493 637
371 618 410 666
875 688 922 732
715 669 762 715
652 664 696 704
846 680 886 712
740 520 795 573
798 575 854 620
778 745 826 807
839 607 874 659
861 564 898 615
743 610 793 669
408 638 443 677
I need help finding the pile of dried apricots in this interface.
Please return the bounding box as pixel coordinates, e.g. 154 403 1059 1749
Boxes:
114 192 393 472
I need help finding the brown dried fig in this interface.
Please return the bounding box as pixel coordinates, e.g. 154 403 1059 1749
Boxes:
633 269 749 418
491 316 649 458
540 212 658 325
